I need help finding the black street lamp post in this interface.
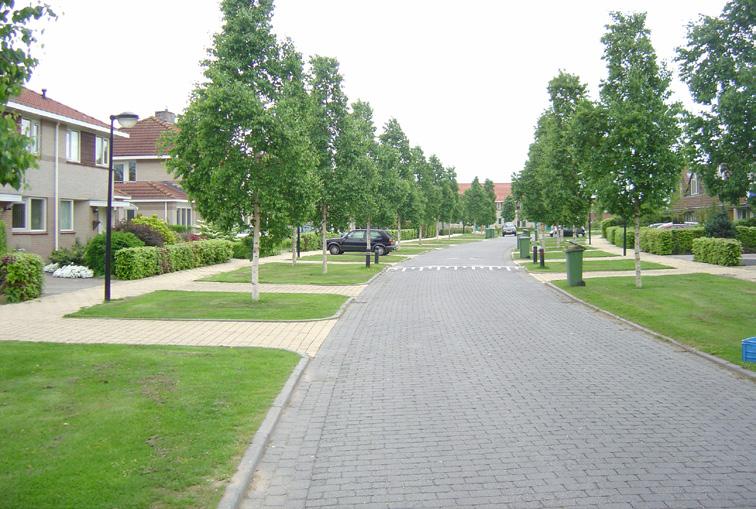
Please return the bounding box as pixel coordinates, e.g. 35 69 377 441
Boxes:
104 112 139 301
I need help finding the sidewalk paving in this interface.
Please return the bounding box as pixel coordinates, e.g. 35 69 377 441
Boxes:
515 236 756 283
0 251 364 357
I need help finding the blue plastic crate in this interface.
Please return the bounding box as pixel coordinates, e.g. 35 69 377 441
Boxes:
743 337 756 363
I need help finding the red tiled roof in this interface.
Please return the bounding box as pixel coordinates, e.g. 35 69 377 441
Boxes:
114 181 187 201
10 87 110 129
113 116 176 157
458 182 511 202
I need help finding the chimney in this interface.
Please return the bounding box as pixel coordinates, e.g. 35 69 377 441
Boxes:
41 88 47 99
154 109 175 124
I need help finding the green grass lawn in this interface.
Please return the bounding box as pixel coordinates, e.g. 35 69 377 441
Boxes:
203 262 382 285
554 274 756 371
67 291 348 321
525 259 672 272
542 249 618 260
299 253 408 263
392 246 438 255
0 342 300 508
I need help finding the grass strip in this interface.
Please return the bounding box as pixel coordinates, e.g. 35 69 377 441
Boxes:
0 342 299 508
203 262 382 286
67 290 348 321
525 259 672 272
554 274 756 371
542 249 618 259
298 253 407 263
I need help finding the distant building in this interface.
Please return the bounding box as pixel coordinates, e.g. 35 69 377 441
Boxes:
458 182 512 225
670 170 751 222
112 112 198 228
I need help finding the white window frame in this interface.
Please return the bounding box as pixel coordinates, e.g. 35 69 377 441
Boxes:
59 199 74 231
114 160 137 182
95 136 109 167
11 202 26 230
65 129 80 162
12 197 46 232
176 207 192 226
20 117 40 155
690 173 700 196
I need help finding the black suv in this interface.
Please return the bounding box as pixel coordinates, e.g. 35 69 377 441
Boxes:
327 229 395 256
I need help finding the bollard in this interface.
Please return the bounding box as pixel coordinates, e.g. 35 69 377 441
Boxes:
532 245 538 264
374 250 380 264
539 248 545 267
365 252 371 268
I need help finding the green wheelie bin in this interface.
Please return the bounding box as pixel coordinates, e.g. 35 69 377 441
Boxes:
565 242 586 286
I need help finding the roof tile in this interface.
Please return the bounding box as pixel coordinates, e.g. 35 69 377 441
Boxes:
113 116 176 157
11 87 110 129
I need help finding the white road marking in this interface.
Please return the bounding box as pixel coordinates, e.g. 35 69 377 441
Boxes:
387 265 521 272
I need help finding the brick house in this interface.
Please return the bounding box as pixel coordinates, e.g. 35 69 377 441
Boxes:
458 182 513 226
0 87 132 258
670 170 752 223
112 112 197 228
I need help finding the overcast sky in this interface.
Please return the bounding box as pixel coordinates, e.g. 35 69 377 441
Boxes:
27 0 726 183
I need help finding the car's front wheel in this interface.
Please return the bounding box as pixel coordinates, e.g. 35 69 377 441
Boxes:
328 244 341 255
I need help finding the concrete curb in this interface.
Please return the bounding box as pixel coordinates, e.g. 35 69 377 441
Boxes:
544 281 756 382
217 355 310 509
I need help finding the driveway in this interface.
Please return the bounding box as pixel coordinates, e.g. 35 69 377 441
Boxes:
243 237 756 508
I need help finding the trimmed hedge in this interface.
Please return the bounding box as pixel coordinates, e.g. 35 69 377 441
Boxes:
606 225 634 248
692 237 742 266
735 226 756 253
0 219 6 253
601 217 623 238
386 228 418 241
639 227 705 255
0 252 44 302
114 239 233 280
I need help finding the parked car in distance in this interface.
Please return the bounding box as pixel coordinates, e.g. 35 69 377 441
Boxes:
327 229 395 256
550 226 585 237
502 222 517 236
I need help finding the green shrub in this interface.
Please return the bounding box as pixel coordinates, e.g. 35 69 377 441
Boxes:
115 220 165 247
299 232 322 252
156 247 172 274
639 228 673 255
704 209 737 238
168 224 193 234
131 215 179 244
601 217 623 238
166 243 196 271
231 235 287 259
114 247 159 280
0 219 6 253
84 232 144 276
439 226 465 236
0 252 44 302
49 240 86 266
692 237 742 266
734 217 756 227
385 228 417 241
735 226 756 253
608 226 634 249
191 239 233 265
671 227 705 254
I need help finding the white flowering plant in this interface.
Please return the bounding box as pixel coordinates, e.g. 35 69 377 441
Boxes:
43 263 60 273
52 264 94 279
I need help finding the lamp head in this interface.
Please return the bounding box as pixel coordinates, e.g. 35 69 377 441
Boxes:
115 112 139 129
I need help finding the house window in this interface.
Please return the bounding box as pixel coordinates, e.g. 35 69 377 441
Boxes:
12 203 25 229
126 209 136 221
59 200 74 231
21 118 40 154
689 173 700 196
12 198 46 231
735 207 751 220
114 160 136 182
95 137 109 166
176 208 192 226
65 130 80 162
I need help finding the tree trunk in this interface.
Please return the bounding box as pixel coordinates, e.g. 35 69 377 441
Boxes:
541 223 546 250
448 215 452 239
396 215 401 251
251 201 261 302
436 219 440 239
366 219 372 252
419 224 423 245
634 212 642 288
321 205 328 274
291 225 297 266
572 224 577 240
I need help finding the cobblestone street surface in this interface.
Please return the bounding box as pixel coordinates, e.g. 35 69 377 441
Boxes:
243 237 756 508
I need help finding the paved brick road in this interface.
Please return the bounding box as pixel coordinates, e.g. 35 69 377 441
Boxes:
243 237 756 508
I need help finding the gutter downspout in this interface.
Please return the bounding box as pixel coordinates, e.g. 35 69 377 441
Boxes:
164 201 168 222
54 122 60 250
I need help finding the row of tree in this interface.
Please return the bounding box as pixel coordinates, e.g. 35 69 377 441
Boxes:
512 1 754 288
166 0 503 300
